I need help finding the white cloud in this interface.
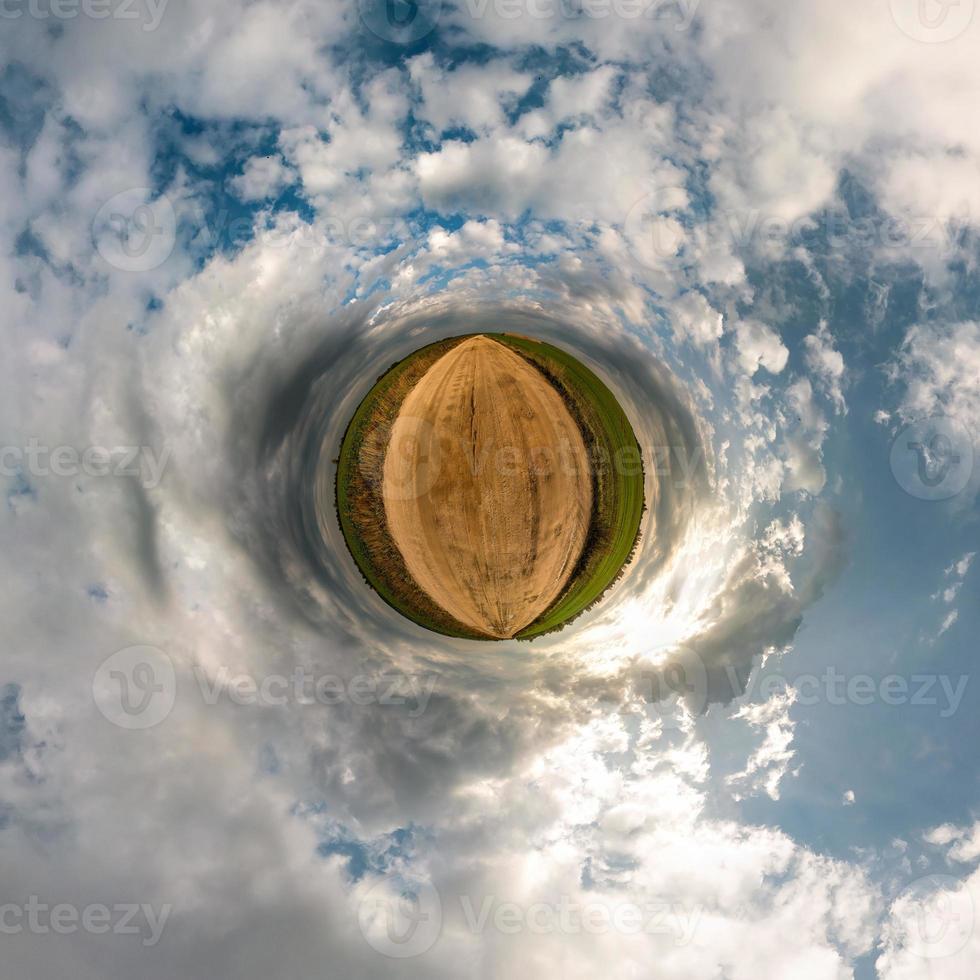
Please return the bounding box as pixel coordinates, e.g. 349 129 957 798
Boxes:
937 609 958 637
880 820 980 979
734 320 789 377
230 155 295 202
416 136 549 218
416 95 678 226
947 553 976 579
889 322 980 435
929 551 974 640
727 689 798 800
803 322 846 415
670 291 724 350
517 65 619 138
925 822 980 864
2 5 978 978
780 377 828 495
409 53 533 134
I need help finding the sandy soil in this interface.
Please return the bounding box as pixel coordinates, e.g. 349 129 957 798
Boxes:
382 335 593 638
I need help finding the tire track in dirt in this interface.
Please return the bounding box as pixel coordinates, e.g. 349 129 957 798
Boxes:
382 335 593 638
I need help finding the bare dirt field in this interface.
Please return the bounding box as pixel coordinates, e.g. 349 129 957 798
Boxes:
382 336 593 639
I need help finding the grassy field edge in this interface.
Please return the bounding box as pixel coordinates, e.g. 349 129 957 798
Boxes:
334 336 492 641
335 333 645 642
492 334 645 640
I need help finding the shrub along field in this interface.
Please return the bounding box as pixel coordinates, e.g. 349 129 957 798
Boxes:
334 335 492 640
491 334 645 639
335 333 645 641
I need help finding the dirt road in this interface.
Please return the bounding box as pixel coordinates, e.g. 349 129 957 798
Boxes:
382 335 593 639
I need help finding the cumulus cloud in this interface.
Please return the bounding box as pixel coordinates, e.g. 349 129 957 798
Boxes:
928 551 974 641
2 2 978 977
409 53 533 134
670 291 724 351
780 377 828 495
734 319 789 377
889 322 980 435
879 820 980 979
804 321 846 415
230 154 295 202
726 688 798 800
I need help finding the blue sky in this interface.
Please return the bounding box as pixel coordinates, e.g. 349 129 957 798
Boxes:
1 1 979 978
